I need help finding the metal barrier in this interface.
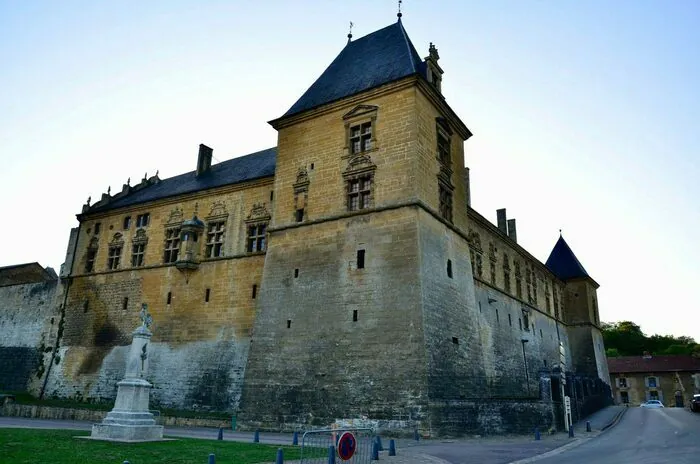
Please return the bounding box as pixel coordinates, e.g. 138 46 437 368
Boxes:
301 427 374 464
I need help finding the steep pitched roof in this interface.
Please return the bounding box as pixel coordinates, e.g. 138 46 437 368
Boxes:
545 235 590 281
608 355 700 374
86 147 277 215
281 20 426 119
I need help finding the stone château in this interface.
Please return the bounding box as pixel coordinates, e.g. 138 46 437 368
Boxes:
0 18 611 435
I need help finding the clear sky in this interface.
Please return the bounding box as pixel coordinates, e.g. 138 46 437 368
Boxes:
1 1 698 340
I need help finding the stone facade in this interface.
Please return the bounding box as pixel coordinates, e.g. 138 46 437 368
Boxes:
0 19 610 435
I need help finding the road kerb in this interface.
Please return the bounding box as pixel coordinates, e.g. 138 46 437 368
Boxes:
506 437 590 464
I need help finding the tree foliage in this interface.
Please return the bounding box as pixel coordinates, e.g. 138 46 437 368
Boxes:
602 321 697 357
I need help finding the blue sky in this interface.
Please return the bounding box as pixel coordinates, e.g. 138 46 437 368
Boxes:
1 1 698 340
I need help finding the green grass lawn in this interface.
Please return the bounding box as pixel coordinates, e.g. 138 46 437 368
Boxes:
0 428 301 464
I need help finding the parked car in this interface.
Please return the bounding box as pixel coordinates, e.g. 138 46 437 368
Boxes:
640 400 665 408
691 394 700 412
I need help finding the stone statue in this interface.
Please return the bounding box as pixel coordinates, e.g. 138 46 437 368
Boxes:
139 303 153 330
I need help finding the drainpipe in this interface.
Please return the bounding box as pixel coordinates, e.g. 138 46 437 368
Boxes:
40 223 81 399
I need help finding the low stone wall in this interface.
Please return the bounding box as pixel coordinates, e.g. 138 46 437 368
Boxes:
0 403 230 428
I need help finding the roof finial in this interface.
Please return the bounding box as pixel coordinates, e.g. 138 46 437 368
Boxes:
559 229 562 237
347 21 353 43
397 0 403 19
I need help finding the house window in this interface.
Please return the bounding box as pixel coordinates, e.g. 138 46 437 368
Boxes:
437 129 450 165
295 208 304 222
163 227 180 263
350 122 372 154
648 377 658 388
650 391 659 401
504 268 511 293
438 183 453 222
85 247 97 273
522 311 530 331
347 175 372 211
619 377 628 388
206 221 225 258
136 213 150 228
123 216 131 230
94 223 101 235
131 243 146 267
108 244 122 270
620 391 629 404
246 223 267 252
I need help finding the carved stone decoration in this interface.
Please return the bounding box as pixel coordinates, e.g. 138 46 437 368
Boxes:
344 154 376 176
133 228 148 244
207 201 228 220
342 104 379 121
467 229 482 252
110 233 124 246
293 167 310 194
88 236 99 249
246 203 271 222
166 207 184 225
489 242 497 263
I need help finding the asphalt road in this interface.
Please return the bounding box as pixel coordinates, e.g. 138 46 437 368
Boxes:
537 407 700 464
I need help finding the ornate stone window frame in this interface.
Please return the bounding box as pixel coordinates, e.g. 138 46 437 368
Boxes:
293 167 310 222
205 201 229 259
107 233 124 271
85 236 99 273
342 105 379 159
131 228 148 267
467 229 483 278
245 203 271 253
343 154 377 212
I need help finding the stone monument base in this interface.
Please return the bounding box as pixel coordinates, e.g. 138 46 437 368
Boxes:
89 423 165 442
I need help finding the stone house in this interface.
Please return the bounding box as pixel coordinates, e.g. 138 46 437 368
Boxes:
608 355 700 407
0 18 610 435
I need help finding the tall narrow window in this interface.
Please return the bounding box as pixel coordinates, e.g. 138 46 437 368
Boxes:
350 122 372 154
438 184 453 222
437 130 450 165
522 311 530 331
205 288 210 302
246 223 267 252
167 292 172 305
123 216 132 230
122 297 128 310
295 208 304 222
131 243 146 267
447 259 453 278
94 222 101 235
252 284 257 299
206 221 225 258
508 314 512 326
164 227 180 263
347 176 372 211
353 310 358 322
357 250 365 269
85 247 97 273
287 319 291 329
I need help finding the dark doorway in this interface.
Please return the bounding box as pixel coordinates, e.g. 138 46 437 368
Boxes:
675 392 684 408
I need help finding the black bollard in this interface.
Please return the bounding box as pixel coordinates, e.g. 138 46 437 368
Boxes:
293 431 299 446
586 421 591 432
568 426 574 438
534 427 541 441
413 429 420 441
276 448 284 464
217 427 223 441
328 445 336 464
254 430 260 443
208 453 216 464
371 442 379 461
375 435 384 452
389 439 396 456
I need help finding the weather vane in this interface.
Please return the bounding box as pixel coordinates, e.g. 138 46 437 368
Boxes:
398 0 403 18
348 21 353 42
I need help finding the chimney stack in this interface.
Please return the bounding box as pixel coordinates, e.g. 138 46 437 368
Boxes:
507 219 517 243
497 208 507 234
196 144 213 177
464 167 471 208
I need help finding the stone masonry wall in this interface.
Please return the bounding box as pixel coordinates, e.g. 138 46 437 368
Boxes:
239 208 428 429
0 280 59 391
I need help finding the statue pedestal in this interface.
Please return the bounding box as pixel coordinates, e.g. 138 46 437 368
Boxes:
89 325 165 442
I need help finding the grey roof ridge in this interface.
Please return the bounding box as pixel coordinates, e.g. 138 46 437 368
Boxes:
397 18 417 72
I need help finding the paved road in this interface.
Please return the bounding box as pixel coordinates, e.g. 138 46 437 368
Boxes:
536 407 700 464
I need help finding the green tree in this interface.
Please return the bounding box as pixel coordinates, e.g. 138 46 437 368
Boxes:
602 321 696 356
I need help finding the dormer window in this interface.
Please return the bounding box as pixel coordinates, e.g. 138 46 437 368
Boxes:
350 122 372 154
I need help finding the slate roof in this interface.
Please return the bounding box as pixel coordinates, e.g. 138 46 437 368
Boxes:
87 147 277 214
282 20 426 118
545 235 591 281
608 355 700 374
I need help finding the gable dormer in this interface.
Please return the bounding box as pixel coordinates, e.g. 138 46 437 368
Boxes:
424 42 443 94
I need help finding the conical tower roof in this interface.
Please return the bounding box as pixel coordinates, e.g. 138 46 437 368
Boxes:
545 235 591 281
